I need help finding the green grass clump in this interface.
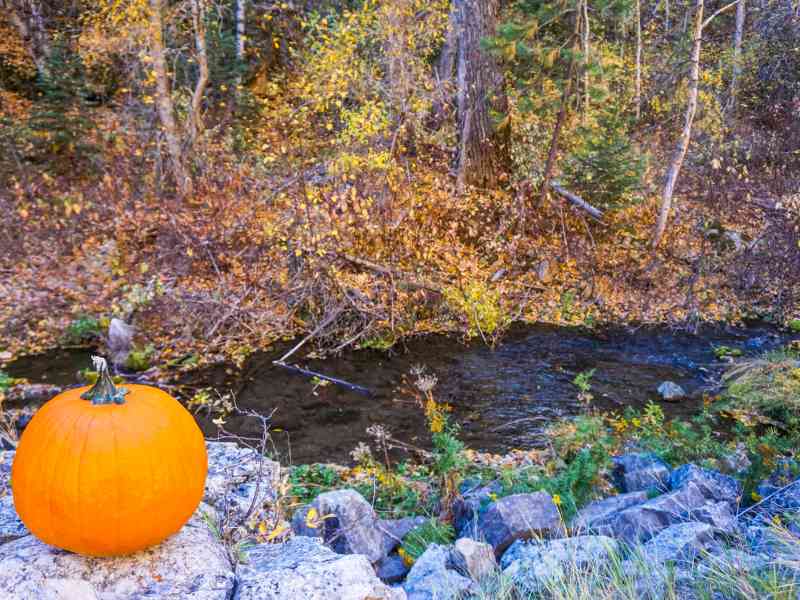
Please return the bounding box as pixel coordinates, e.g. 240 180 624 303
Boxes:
400 518 455 563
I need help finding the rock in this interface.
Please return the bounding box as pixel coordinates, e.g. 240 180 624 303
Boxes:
475 492 563 556
378 516 426 556
0 506 235 600
235 536 400 600
685 500 736 532
453 480 502 537
0 494 28 544
597 481 708 542
402 544 474 600
501 536 619 592
5 384 62 405
641 522 715 565
449 538 496 581
612 453 671 494
292 489 387 563
670 464 742 507
754 459 800 498
204 441 280 518
1 449 12 494
717 445 752 476
39 578 100 600
376 554 411 584
571 491 648 532
657 381 686 401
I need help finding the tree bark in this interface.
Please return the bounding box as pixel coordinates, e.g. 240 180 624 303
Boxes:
635 0 642 119
582 0 590 121
148 0 192 197
235 0 246 83
188 0 209 145
3 0 52 77
652 0 704 248
729 0 746 109
454 0 509 193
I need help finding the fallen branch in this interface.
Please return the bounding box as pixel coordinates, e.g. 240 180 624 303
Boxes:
339 252 444 293
550 183 605 221
272 361 373 397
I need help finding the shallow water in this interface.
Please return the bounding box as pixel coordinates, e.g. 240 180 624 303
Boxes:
6 322 796 464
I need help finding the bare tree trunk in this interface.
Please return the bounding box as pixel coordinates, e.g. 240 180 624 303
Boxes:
431 4 459 129
652 0 704 248
582 0 590 121
635 0 642 119
188 0 209 145
148 0 192 197
729 0 746 109
235 0 246 84
539 21 580 206
455 0 509 193
3 0 52 77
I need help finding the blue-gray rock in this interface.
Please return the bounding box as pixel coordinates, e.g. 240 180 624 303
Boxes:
475 492 563 556
684 500 736 532
235 536 401 600
376 554 411 584
754 459 800 498
292 489 387 563
453 480 502 537
597 481 708 542
717 445 752 476
0 506 235 600
204 441 280 518
0 494 28 544
402 544 474 600
501 536 619 592
612 453 671 494
657 381 686 401
670 464 742 507
641 522 715 565
571 491 648 532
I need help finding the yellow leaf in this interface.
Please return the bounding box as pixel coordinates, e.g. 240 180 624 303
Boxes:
305 507 320 528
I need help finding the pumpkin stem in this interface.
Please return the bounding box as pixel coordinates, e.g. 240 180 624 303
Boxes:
81 356 128 405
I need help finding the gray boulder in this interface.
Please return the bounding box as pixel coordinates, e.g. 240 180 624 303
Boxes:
1 449 14 495
571 491 648 532
402 544 474 600
449 538 497 581
4 384 62 405
0 506 235 600
501 536 619 592
597 481 708 542
235 536 401 600
657 381 686 401
204 441 280 518
474 492 563 556
292 489 387 563
612 453 671 494
685 500 736 532
641 522 715 565
670 464 742 508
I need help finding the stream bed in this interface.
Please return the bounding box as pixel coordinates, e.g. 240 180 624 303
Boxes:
5 322 797 464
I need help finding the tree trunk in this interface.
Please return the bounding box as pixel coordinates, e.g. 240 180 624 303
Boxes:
652 0 704 248
431 4 459 130
235 0 246 83
635 0 642 119
188 0 209 145
729 0 746 109
3 0 52 77
582 0 590 121
454 0 509 193
538 15 580 206
148 0 192 197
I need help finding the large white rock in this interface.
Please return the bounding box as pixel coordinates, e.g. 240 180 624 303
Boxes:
235 536 403 600
0 506 235 600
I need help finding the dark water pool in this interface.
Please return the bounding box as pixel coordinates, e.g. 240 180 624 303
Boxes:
5 323 796 464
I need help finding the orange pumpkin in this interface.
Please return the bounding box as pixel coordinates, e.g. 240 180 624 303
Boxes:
11 356 207 556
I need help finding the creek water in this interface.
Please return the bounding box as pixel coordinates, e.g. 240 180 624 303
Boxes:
5 322 796 464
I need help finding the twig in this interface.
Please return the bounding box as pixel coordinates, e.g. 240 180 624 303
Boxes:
272 362 373 397
551 183 605 221
736 479 800 520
